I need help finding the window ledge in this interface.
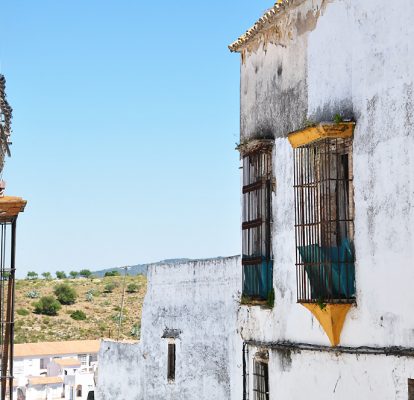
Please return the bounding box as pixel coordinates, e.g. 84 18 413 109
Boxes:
288 122 355 148
240 298 272 309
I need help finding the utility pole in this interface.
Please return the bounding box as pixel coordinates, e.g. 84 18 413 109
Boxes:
117 266 129 340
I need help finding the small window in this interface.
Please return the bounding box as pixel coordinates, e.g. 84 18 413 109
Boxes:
76 385 82 397
78 354 88 367
241 140 274 300
253 360 269 400
40 358 47 370
167 343 175 381
409 379 414 400
293 137 355 303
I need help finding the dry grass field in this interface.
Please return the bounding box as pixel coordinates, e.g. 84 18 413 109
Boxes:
14 275 146 343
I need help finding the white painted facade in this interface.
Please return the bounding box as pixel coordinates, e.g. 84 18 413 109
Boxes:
25 382 62 400
96 257 243 400
235 0 414 398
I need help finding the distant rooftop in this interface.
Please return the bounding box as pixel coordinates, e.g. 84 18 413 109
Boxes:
15 340 100 358
28 376 63 386
53 358 81 367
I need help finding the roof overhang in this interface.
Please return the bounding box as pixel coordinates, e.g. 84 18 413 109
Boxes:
229 0 291 53
0 196 27 222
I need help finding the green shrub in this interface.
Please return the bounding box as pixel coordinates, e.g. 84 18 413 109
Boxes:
104 270 120 277
333 113 344 124
85 292 93 302
26 271 38 280
130 323 140 338
16 308 30 316
70 310 87 321
104 282 116 293
79 269 92 278
126 283 139 293
26 290 40 299
69 271 79 279
54 283 77 305
41 272 52 280
55 271 67 279
34 296 61 316
112 313 125 323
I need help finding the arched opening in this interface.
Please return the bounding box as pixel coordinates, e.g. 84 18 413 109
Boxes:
76 385 82 397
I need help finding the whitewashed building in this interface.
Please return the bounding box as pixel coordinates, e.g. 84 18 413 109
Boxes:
13 340 99 400
230 0 414 399
96 258 242 400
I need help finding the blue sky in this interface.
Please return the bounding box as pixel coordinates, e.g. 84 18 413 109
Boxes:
1 0 271 277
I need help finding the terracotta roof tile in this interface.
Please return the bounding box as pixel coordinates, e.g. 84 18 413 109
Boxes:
229 0 290 52
28 376 63 386
53 358 81 367
14 340 100 358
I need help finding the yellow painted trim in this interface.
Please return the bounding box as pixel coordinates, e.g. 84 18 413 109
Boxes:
288 122 355 148
0 196 27 220
301 303 352 346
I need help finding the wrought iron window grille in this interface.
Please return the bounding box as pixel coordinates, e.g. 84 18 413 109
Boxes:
241 143 274 301
252 359 269 400
293 137 355 304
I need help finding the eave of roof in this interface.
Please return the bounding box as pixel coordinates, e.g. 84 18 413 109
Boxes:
28 376 63 386
228 0 291 53
53 358 81 367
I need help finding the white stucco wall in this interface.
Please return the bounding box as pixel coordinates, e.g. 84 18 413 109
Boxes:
238 0 414 398
239 0 414 349
245 344 414 400
96 257 243 400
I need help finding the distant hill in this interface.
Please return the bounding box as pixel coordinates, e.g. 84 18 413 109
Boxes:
15 274 146 343
93 258 192 277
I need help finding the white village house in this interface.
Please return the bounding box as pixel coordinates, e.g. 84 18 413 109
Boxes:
96 0 414 399
230 0 414 398
13 340 99 400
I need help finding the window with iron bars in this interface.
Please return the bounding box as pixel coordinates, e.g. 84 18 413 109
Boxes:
241 143 273 301
253 359 269 400
293 137 355 303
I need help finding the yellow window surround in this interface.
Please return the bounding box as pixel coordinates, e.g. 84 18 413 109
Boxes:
288 122 355 148
288 121 356 346
301 303 353 347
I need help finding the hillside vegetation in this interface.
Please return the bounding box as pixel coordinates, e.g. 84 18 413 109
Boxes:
14 275 146 343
